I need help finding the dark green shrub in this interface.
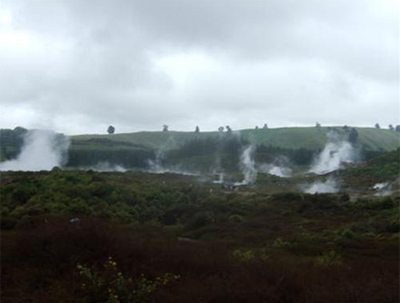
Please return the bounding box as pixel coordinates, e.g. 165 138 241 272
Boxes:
385 220 400 233
15 215 33 229
0 217 17 230
67 198 91 215
272 192 303 202
11 186 36 205
339 193 350 202
187 211 215 229
76 257 179 303
228 214 244 223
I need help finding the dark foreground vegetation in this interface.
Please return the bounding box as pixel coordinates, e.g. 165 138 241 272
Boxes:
1 170 399 302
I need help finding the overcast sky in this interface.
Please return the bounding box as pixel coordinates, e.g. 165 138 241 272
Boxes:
0 0 398 135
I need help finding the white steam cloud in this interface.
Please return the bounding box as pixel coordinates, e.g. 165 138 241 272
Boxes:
212 172 225 184
148 133 176 173
235 145 257 185
309 131 357 175
373 182 392 196
258 164 292 178
303 178 339 194
89 162 127 172
0 130 70 171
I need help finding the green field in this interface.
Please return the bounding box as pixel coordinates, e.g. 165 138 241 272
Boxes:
65 127 400 171
1 126 399 171
71 127 400 151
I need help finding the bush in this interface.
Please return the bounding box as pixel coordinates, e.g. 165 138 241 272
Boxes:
15 215 33 229
232 249 255 262
385 220 400 233
186 212 215 229
314 250 342 267
228 214 244 223
272 238 292 249
0 217 17 230
76 257 179 303
338 228 356 240
67 198 92 215
271 192 303 203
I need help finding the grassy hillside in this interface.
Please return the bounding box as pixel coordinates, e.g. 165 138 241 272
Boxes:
72 127 400 151
1 127 399 169
67 127 400 169
341 148 400 181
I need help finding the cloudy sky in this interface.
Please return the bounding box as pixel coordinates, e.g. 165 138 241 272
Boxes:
0 0 398 135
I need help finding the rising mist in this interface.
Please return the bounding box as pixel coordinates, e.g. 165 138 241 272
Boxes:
0 130 70 171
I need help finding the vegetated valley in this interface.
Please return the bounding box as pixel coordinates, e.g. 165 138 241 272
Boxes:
0 126 399 303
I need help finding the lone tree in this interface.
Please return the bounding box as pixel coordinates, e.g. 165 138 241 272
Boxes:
389 124 394 131
263 123 268 129
162 125 169 132
218 126 224 133
107 125 115 134
195 126 200 133
226 125 232 133
316 122 321 128
375 123 380 129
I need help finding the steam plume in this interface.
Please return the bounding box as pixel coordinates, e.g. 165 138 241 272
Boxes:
235 145 257 185
90 162 127 172
266 165 292 177
373 182 392 196
258 156 292 178
148 133 176 173
212 172 225 184
310 131 356 175
303 178 338 194
0 130 70 171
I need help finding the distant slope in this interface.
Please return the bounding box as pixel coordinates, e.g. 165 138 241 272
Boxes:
67 137 155 168
2 127 399 169
341 148 400 181
355 128 400 151
72 131 215 150
71 127 400 151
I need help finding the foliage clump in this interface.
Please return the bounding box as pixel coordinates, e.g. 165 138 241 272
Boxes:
77 257 179 303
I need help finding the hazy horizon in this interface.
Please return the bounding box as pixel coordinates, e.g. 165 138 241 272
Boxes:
3 123 399 136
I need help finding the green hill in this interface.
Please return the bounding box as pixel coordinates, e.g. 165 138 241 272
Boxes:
66 127 400 170
1 127 399 170
341 148 400 181
71 127 400 152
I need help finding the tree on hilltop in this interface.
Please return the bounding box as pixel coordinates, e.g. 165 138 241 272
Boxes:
107 125 115 134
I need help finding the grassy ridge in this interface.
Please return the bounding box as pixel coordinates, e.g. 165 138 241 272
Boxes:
68 127 399 170
72 127 400 151
1 127 398 169
341 148 400 181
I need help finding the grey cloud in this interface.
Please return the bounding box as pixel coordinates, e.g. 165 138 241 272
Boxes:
0 0 398 134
